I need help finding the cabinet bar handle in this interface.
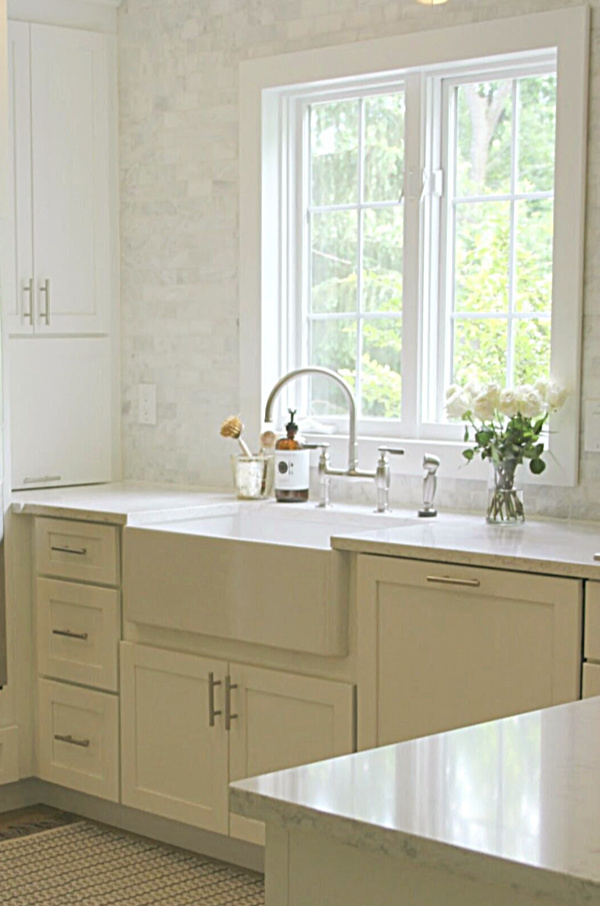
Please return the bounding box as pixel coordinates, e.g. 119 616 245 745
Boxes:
225 675 238 731
208 672 222 727
52 629 89 641
50 545 88 556
54 734 90 748
23 476 62 485
40 278 50 325
426 575 481 588
23 277 34 322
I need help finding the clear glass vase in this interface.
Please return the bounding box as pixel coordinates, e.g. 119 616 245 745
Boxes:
486 458 524 525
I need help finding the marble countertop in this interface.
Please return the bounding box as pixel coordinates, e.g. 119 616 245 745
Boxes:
230 697 600 904
332 512 600 579
10 481 232 525
10 481 600 577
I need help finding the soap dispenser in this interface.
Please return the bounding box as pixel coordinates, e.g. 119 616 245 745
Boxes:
275 410 310 502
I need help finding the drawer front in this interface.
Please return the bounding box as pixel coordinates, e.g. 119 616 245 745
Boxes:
35 518 119 586
37 679 119 801
583 663 600 699
585 582 600 660
36 578 120 691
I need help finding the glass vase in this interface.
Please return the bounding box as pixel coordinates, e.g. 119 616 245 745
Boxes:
486 458 524 525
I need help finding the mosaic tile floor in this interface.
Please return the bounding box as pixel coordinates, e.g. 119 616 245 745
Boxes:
0 819 265 905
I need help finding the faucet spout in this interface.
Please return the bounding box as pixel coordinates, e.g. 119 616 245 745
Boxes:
263 366 359 473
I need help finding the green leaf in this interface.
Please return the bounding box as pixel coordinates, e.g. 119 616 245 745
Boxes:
529 457 546 475
464 426 469 443
462 449 475 461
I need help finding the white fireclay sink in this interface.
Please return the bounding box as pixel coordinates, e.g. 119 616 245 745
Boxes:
123 502 417 656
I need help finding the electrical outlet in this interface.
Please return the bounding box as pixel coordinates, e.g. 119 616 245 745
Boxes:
138 383 157 425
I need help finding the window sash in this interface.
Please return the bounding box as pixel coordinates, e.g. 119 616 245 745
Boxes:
434 58 557 423
287 53 558 437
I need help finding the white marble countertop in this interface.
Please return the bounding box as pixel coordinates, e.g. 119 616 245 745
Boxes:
332 511 600 579
10 481 600 577
230 697 600 904
10 481 232 525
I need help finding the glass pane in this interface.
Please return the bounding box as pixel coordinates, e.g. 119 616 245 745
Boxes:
452 318 508 388
310 100 359 207
362 207 403 313
364 92 405 203
454 202 510 314
513 318 551 386
361 318 402 419
456 80 513 198
308 318 357 416
518 74 556 194
311 211 358 314
515 199 554 314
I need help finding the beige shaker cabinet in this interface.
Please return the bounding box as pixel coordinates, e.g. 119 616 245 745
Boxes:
120 643 230 834
228 663 354 845
120 642 355 841
7 21 116 336
357 555 582 750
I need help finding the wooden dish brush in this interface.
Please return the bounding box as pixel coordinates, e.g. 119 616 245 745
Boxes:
220 415 253 457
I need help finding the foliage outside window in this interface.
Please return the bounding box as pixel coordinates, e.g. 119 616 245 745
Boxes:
291 58 558 431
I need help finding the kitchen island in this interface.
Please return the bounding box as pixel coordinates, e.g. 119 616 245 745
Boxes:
231 696 600 906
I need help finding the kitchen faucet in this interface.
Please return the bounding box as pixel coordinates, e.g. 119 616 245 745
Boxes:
263 366 404 512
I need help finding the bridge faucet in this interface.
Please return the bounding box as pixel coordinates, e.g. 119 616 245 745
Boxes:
264 368 405 506
264 367 370 477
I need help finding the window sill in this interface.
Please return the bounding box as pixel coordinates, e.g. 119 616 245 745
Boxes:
303 432 576 488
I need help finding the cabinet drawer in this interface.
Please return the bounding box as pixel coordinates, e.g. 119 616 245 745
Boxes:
37 679 119 801
583 663 600 699
36 578 120 691
35 518 119 585
585 582 600 660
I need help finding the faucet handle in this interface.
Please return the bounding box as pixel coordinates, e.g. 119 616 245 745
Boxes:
377 446 405 462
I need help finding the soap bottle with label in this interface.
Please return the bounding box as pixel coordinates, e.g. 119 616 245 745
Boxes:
275 410 310 503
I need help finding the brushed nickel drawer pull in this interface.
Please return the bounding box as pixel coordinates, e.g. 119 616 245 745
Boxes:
225 675 238 731
427 575 481 588
40 278 50 325
54 734 90 748
23 277 34 322
52 629 89 641
208 672 222 727
50 545 88 556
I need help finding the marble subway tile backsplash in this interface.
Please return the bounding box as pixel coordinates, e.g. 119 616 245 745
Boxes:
118 0 600 519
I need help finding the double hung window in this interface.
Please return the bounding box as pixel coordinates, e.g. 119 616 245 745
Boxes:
240 9 588 483
286 55 557 436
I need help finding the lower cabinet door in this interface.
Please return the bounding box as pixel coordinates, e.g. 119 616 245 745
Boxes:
357 555 582 749
120 642 229 833
228 663 355 845
37 678 119 801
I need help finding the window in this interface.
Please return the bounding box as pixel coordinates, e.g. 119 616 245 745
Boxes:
286 56 558 434
240 8 588 484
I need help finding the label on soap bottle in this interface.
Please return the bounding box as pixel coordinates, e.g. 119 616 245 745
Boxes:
275 450 310 491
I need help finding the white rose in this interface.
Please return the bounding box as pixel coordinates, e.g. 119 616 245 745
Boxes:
472 384 501 421
498 388 520 418
534 379 551 405
546 382 568 411
517 386 544 419
445 384 470 420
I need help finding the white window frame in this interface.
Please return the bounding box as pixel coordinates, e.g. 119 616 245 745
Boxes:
239 7 589 486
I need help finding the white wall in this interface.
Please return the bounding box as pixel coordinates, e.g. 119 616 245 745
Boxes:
117 0 600 519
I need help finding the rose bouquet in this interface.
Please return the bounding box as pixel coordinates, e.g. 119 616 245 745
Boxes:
445 379 568 523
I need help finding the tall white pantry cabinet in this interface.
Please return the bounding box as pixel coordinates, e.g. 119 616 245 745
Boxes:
6 18 119 490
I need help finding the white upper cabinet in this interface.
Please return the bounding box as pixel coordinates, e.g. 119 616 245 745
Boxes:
7 21 116 335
